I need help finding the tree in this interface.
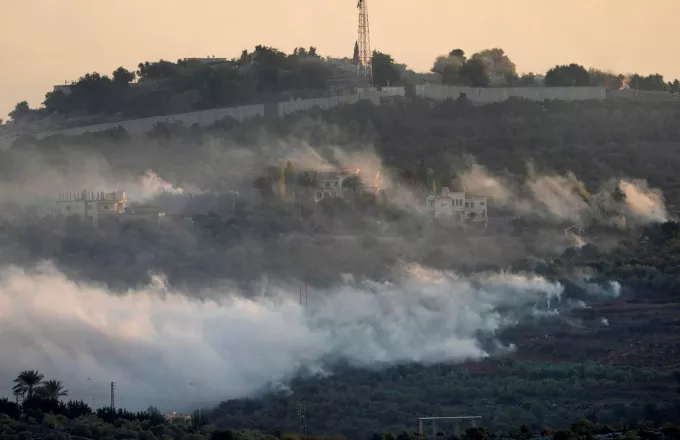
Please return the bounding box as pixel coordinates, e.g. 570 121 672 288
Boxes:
190 409 208 432
459 58 489 87
8 101 31 121
353 41 360 65
252 176 273 201
589 69 624 90
628 73 669 92
449 49 466 60
112 66 136 85
371 51 400 87
669 79 680 94
35 380 69 400
516 73 538 86
545 64 590 87
470 48 516 85
431 49 467 85
67 72 120 114
137 60 178 79
12 370 44 399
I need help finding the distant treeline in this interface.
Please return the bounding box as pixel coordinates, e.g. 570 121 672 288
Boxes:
3 45 678 125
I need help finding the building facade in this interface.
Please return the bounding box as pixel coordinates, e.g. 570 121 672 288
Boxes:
56 190 127 225
56 190 164 226
426 187 488 226
313 169 352 203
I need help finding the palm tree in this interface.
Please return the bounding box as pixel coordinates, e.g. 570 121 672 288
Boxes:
35 380 68 400
12 370 44 399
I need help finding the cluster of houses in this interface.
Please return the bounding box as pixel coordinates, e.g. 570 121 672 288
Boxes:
55 169 489 228
311 169 488 227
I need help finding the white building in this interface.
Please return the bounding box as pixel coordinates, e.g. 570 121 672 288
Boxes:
312 168 383 203
56 189 165 226
313 169 353 203
426 187 488 227
52 84 72 96
57 190 127 225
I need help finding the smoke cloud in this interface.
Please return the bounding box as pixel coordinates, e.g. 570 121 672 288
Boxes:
458 163 670 227
0 261 618 411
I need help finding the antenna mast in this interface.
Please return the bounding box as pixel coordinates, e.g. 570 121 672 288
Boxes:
356 0 372 82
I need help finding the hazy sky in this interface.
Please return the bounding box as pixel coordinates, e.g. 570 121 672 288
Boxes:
2 0 679 118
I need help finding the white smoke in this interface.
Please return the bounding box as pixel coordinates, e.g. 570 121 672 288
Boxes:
458 163 670 227
619 179 668 223
0 261 618 412
123 170 199 203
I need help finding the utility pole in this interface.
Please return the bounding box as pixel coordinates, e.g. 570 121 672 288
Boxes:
297 401 307 435
87 378 95 408
299 283 308 308
110 382 116 412
190 382 202 418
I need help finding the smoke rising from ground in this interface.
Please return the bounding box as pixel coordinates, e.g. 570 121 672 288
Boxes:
458 163 669 226
0 261 619 411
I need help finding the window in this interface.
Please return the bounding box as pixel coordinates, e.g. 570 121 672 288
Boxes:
480 201 485 206
103 205 109 210
65 206 71 211
87 205 92 210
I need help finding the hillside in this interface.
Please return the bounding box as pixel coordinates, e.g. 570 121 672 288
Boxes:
3 96 680 439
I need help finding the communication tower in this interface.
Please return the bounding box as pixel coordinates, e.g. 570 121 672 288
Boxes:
356 0 372 82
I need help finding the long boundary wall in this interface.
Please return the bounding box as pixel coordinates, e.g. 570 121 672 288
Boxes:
34 104 266 139
22 85 611 140
277 94 369 117
414 84 606 102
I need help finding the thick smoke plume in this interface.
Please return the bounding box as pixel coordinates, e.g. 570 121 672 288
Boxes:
0 261 619 411
458 163 669 226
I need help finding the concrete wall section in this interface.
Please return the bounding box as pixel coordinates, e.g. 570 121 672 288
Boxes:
277 94 364 117
36 104 266 139
415 84 606 103
30 85 607 140
608 89 678 102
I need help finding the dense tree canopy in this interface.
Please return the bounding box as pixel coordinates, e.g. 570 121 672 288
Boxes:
7 44 680 123
371 50 401 87
545 64 591 87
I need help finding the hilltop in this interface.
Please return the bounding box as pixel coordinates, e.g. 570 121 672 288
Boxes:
2 45 679 132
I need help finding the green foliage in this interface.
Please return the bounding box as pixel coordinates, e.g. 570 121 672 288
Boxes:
13 370 44 399
589 69 625 90
628 74 669 92
35 380 68 400
545 64 591 86
372 51 401 86
470 48 516 84
458 59 490 87
8 101 32 121
112 66 136 85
